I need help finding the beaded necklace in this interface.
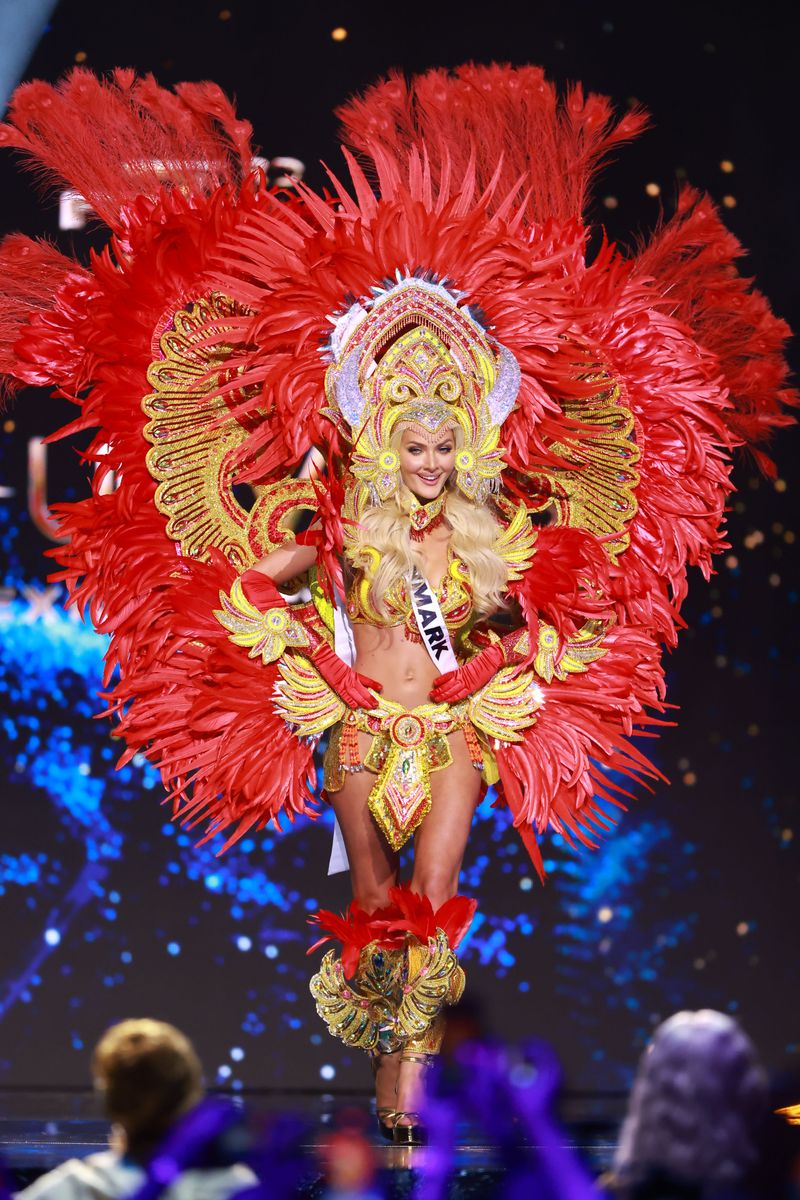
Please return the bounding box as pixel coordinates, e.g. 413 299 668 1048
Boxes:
408 492 447 541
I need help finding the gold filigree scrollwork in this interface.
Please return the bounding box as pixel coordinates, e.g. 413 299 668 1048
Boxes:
310 944 403 1052
394 932 464 1043
143 293 254 567
533 619 610 684
530 375 640 562
246 478 318 561
468 666 543 744
143 293 318 567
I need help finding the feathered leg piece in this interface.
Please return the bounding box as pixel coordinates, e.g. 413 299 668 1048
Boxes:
307 885 476 1053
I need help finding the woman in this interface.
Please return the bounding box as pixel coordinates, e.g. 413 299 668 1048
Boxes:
230 293 537 1142
0 62 791 1150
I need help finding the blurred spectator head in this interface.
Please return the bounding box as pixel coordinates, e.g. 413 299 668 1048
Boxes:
92 1019 203 1160
318 1126 376 1194
613 1009 768 1193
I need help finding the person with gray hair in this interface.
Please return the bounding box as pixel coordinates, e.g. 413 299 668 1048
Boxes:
606 1010 770 1199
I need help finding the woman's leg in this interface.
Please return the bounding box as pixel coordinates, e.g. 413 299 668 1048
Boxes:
330 759 402 1127
410 733 482 906
397 735 482 1126
330 758 400 910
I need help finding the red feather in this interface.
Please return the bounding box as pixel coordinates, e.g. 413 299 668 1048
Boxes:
0 64 793 874
386 885 478 948
307 901 406 978
0 69 253 232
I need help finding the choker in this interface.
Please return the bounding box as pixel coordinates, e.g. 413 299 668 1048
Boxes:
409 493 446 541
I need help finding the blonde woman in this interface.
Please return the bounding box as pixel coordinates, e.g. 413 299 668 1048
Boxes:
240 410 521 1143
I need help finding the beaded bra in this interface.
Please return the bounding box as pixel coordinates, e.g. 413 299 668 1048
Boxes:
345 546 473 644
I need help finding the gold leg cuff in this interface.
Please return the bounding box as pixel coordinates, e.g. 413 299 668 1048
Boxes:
309 943 404 1053
394 935 466 1049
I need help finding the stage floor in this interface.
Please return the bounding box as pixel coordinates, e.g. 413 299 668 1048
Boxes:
0 1087 623 1194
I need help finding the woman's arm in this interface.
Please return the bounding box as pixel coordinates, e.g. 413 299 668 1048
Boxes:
234 535 382 709
248 538 318 586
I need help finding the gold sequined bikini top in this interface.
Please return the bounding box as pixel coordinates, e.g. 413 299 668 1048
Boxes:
345 548 474 644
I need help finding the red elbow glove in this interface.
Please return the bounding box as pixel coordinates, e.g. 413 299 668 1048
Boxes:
429 629 529 704
429 643 506 704
239 567 286 610
239 568 381 709
309 641 382 710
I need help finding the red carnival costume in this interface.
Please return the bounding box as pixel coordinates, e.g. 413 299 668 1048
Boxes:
0 66 793 1123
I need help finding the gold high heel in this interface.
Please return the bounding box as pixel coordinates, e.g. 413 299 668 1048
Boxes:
371 1050 399 1142
392 1051 434 1146
376 1106 397 1142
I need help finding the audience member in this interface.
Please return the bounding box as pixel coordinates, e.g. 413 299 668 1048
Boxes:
603 1010 770 1199
16 1019 255 1200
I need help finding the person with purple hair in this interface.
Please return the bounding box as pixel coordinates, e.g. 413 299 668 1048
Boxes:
603 1010 771 1199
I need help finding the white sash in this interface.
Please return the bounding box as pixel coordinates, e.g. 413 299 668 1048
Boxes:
408 568 459 674
328 585 355 875
326 568 459 874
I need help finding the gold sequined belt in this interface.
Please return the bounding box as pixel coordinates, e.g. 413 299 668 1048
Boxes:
323 695 485 851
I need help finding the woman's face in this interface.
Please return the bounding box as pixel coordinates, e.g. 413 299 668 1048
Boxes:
398 424 456 501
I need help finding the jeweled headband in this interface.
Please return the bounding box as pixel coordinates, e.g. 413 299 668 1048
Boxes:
323 274 520 504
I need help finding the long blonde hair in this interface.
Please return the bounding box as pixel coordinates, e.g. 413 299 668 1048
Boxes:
346 483 508 618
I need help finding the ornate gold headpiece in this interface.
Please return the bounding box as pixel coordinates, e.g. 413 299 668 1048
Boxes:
324 275 520 504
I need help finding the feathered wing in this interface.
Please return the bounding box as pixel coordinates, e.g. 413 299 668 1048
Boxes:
0 68 253 231
0 73 327 848
0 65 794 865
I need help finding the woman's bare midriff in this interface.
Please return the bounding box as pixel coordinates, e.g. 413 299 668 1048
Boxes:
352 621 442 708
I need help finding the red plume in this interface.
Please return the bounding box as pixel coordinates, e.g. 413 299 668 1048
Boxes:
387 884 478 948
307 901 405 978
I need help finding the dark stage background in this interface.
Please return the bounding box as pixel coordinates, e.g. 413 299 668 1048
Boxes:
0 1 798 1094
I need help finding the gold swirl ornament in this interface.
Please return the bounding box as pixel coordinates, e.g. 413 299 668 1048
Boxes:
492 499 537 579
273 652 347 739
394 930 466 1043
213 577 311 664
468 666 544 745
533 619 610 684
310 944 404 1052
310 932 464 1052
143 293 319 569
524 373 640 563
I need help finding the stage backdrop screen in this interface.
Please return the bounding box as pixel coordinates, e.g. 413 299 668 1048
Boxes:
1 370 797 1095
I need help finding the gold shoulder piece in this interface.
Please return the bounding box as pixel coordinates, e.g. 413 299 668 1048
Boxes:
533 618 610 684
493 501 537 580
468 665 543 744
213 577 311 664
274 652 346 738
